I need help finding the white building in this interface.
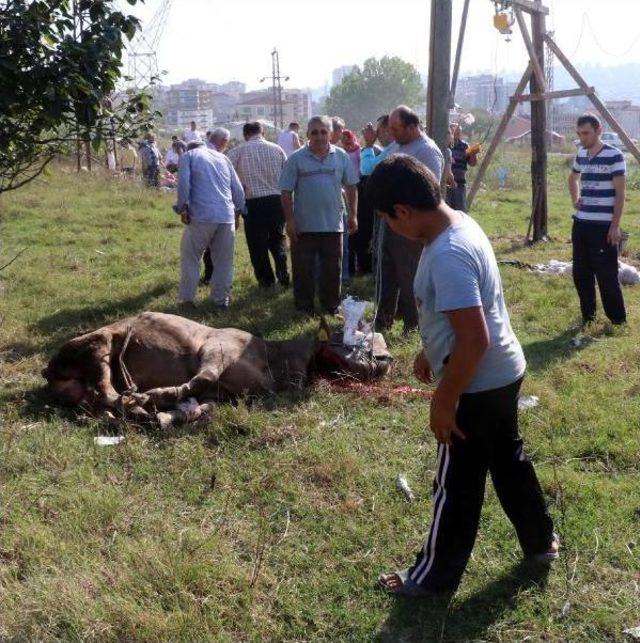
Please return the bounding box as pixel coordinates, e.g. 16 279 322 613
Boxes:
175 109 214 132
332 65 357 87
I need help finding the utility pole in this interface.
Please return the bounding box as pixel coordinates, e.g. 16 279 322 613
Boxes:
529 0 548 240
426 1 453 165
260 49 289 132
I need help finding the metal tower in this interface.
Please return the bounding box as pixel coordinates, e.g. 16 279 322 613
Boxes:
260 49 289 131
127 0 173 89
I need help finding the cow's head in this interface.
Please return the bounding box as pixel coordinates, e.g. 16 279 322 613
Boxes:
41 338 98 407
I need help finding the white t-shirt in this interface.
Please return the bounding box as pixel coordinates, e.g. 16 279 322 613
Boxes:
165 149 180 166
278 130 299 157
414 212 526 393
183 129 202 144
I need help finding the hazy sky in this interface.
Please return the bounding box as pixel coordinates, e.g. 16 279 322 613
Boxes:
124 0 640 90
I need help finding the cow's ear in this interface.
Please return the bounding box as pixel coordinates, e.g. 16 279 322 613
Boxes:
317 316 331 343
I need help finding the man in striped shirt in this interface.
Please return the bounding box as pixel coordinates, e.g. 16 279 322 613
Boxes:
569 113 627 325
228 121 289 288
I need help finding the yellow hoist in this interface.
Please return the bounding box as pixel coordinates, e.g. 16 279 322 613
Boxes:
492 0 515 39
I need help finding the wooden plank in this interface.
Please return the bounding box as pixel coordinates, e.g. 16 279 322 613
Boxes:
467 63 533 209
516 87 594 102
512 0 549 15
449 0 470 107
514 7 547 92
545 34 640 165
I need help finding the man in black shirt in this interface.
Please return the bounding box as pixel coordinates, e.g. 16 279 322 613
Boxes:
447 123 478 211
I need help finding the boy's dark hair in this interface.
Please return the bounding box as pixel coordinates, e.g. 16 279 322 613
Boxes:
377 114 389 127
243 121 262 137
576 113 601 129
366 154 441 218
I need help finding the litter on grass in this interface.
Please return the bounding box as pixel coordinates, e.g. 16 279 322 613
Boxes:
396 474 416 502
94 436 125 446
518 395 540 410
499 259 640 285
340 296 372 347
623 626 640 639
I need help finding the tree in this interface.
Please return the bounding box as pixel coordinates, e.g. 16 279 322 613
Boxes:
0 0 157 193
324 57 424 129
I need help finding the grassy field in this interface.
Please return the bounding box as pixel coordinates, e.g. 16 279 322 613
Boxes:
1 153 639 641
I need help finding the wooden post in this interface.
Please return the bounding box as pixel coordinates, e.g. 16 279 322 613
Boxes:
426 0 452 155
529 2 547 241
449 0 470 108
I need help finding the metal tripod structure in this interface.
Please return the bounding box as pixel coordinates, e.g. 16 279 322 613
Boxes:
127 0 173 89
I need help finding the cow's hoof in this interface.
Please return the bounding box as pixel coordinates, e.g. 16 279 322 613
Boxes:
102 410 119 430
156 412 174 430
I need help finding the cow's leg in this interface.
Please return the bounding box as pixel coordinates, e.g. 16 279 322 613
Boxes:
142 366 221 410
87 334 121 408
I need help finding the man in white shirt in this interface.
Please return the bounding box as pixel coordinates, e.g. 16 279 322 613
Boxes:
277 122 301 157
183 121 202 144
229 121 289 288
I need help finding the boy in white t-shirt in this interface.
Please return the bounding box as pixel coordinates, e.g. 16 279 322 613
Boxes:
367 154 557 597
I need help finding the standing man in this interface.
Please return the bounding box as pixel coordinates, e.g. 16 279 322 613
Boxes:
278 122 302 157
330 117 345 145
228 121 290 288
175 143 245 309
569 113 627 325
208 128 230 153
183 121 202 144
368 155 557 597
447 123 478 211
138 132 161 188
200 127 232 286
376 105 444 333
280 115 359 314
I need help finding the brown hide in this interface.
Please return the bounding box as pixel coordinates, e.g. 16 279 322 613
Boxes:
42 312 315 411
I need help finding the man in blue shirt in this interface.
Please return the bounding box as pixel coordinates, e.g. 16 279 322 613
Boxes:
175 145 245 308
568 113 627 325
375 106 444 334
280 115 359 314
368 155 557 597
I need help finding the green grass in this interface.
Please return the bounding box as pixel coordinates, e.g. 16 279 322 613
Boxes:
1 153 639 641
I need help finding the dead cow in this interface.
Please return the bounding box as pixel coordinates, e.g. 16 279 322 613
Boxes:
42 312 391 426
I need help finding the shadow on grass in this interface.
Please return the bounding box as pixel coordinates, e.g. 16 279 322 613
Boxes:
522 322 617 374
31 282 174 352
522 328 582 373
376 561 550 642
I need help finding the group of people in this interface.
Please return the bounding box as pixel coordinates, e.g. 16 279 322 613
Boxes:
168 106 627 597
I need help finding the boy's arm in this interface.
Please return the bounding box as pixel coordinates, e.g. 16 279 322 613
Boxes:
568 171 581 209
430 306 489 445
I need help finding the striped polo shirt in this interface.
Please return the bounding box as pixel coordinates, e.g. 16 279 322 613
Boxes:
572 143 626 223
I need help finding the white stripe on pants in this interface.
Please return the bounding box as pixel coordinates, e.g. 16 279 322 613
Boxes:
179 221 235 305
410 444 450 585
